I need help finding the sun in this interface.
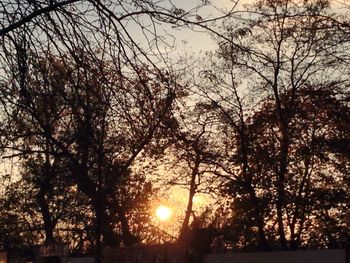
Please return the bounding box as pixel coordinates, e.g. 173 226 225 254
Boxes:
155 205 172 221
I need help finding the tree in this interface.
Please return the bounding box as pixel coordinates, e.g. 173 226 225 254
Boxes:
0 1 241 259
194 0 349 250
0 158 94 252
21 154 70 246
247 86 349 249
0 49 178 263
110 170 161 245
163 102 220 241
0 178 42 251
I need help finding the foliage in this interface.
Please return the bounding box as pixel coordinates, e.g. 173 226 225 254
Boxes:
0 0 349 256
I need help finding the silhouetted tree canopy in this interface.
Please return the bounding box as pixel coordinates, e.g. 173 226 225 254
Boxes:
0 0 349 260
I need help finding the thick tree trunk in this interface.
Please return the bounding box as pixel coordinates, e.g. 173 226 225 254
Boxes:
39 143 56 246
92 194 120 263
37 190 56 245
240 126 270 251
92 196 120 247
93 193 103 263
276 125 289 250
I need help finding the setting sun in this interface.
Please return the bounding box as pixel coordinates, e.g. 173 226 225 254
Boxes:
155 205 172 221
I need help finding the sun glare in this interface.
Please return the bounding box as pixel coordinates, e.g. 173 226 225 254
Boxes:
155 205 172 221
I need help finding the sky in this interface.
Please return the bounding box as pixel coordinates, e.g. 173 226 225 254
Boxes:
161 0 349 55
2 0 348 236
145 0 350 230
167 0 240 53
122 0 243 62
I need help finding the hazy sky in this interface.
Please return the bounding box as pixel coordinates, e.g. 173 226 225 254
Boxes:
164 0 259 55
152 0 241 58
174 0 239 51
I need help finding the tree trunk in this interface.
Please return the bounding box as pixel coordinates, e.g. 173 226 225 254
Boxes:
240 126 270 251
118 208 134 247
92 196 120 247
245 182 270 251
257 215 270 251
179 158 199 242
37 190 56 245
39 142 56 246
276 126 289 250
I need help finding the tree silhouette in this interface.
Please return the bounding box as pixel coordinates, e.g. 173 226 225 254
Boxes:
193 0 349 250
0 50 177 261
0 0 348 257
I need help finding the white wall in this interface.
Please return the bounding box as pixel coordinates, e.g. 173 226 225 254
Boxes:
67 258 94 263
203 249 347 263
